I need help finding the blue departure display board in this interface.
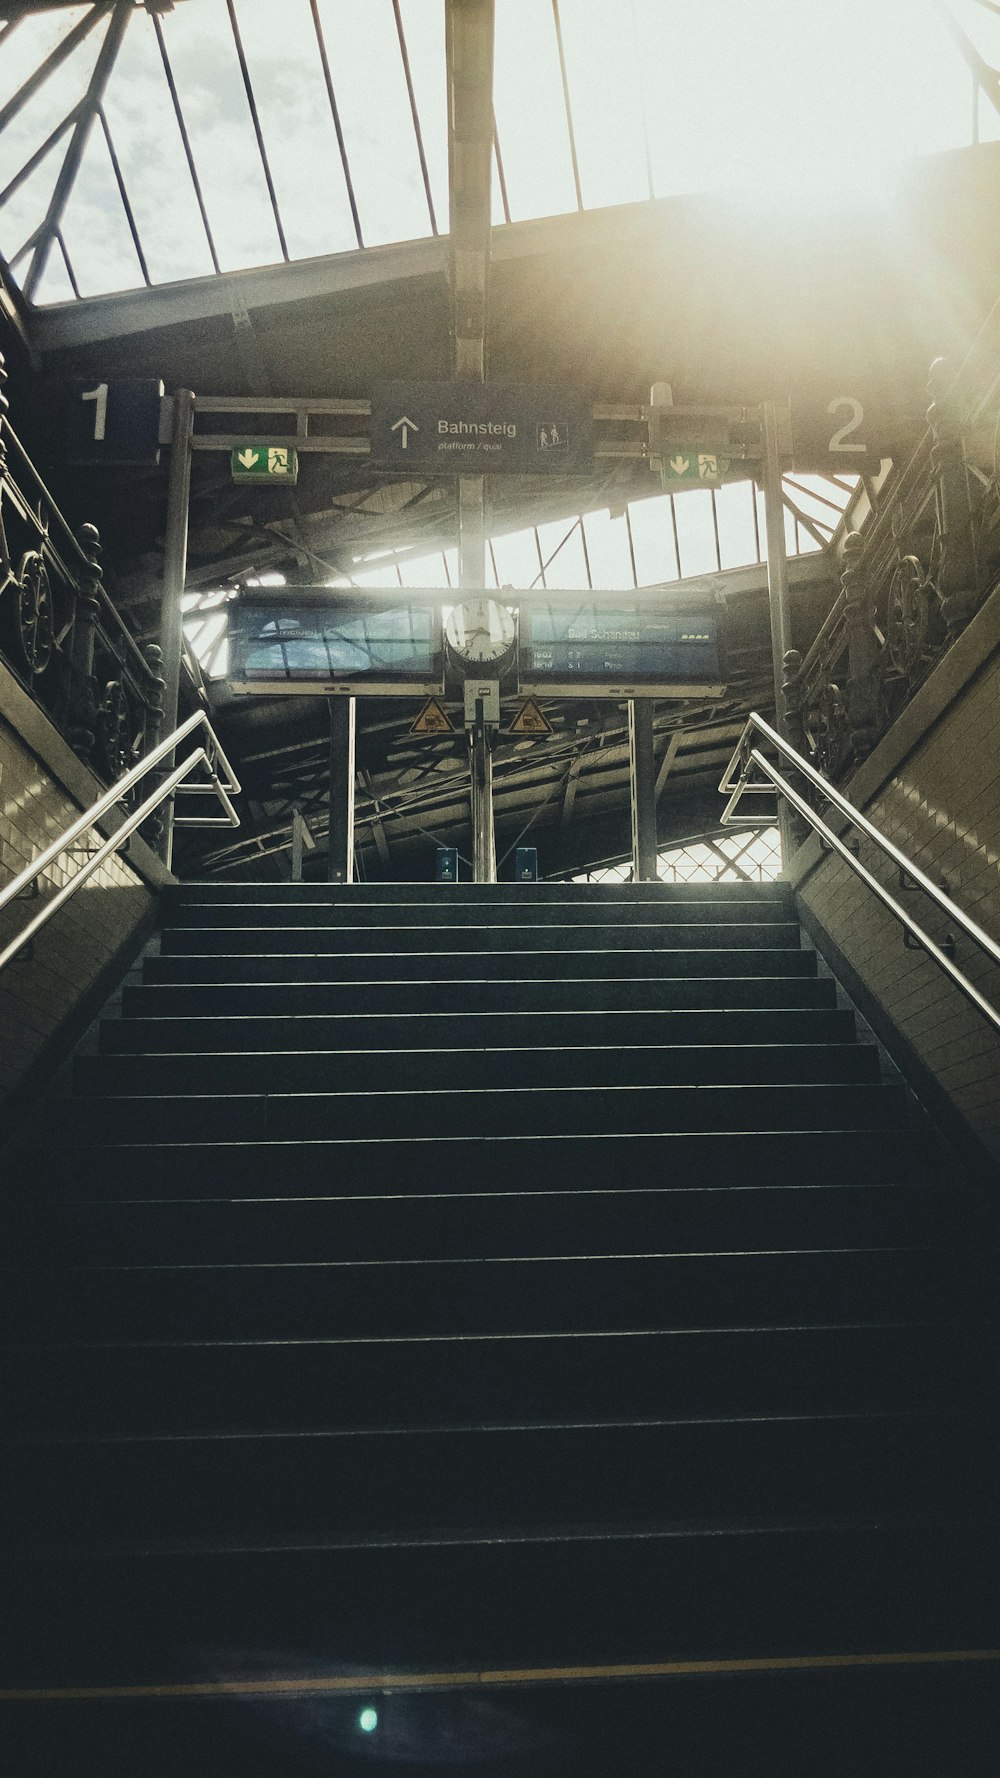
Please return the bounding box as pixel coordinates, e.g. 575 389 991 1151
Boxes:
228 589 445 696
516 598 724 697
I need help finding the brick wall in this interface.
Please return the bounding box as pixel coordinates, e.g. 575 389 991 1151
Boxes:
791 596 1000 1162
0 673 163 1106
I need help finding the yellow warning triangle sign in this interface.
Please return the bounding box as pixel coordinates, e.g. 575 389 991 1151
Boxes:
410 696 455 735
508 699 553 735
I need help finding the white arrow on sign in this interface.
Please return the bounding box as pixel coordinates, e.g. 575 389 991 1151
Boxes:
391 415 420 449
669 455 690 474
237 448 259 468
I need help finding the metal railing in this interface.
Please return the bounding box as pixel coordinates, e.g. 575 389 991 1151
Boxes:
0 712 240 975
719 712 1000 1037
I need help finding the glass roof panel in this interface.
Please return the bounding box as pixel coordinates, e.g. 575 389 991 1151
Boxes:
56 124 147 296
0 135 67 278
673 490 720 578
491 525 546 589
0 4 97 112
150 0 289 272
313 0 437 247
100 13 218 284
556 0 650 210
714 481 760 571
0 8 108 263
534 516 589 587
33 225 75 303
397 0 448 229
0 0 993 304
219 0 368 260
492 0 578 222
581 509 636 591
627 495 679 585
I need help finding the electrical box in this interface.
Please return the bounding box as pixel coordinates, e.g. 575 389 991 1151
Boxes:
514 847 538 882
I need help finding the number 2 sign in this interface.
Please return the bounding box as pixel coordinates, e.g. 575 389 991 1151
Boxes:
789 394 916 472
827 395 866 454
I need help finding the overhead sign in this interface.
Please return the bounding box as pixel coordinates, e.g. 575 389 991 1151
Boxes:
230 444 299 484
790 396 923 473
64 377 164 466
516 595 725 699
507 699 553 735
410 696 455 734
228 588 444 697
371 380 594 475
659 451 731 487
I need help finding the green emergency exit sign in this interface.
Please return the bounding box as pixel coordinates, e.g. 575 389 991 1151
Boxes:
230 444 299 484
658 451 731 487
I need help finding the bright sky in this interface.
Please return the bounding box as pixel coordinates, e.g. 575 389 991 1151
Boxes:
0 0 994 302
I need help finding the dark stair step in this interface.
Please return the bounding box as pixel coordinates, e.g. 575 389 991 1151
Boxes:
165 880 794 905
158 917 802 949
160 923 806 957
74 1042 880 1098
6 1412 994 1547
145 944 820 983
3 1651 998 1778
121 977 834 1019
0 1182 945 1267
6 1320 989 1438
4 1128 930 1198
2 1521 997 1688
163 900 794 928
40 1081 906 1144
2 1246 985 1342
102 1006 856 1055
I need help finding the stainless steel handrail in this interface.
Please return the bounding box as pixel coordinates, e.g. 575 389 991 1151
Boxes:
0 712 240 975
719 712 1000 1037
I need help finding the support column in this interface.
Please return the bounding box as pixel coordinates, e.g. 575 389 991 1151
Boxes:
157 388 194 869
327 697 356 884
470 693 496 885
459 474 496 883
629 699 658 883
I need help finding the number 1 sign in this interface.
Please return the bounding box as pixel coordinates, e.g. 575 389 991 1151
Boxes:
63 378 165 467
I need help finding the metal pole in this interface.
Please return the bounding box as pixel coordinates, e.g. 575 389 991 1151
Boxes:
761 400 794 864
629 699 658 882
761 401 792 734
470 693 496 884
327 697 355 883
290 806 304 882
460 475 497 883
158 388 194 868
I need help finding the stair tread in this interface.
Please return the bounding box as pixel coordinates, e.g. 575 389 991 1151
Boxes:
6 876 997 1719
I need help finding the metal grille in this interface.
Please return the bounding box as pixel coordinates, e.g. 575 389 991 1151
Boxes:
574 826 782 885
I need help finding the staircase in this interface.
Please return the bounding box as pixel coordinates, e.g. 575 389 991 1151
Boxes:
2 879 997 1773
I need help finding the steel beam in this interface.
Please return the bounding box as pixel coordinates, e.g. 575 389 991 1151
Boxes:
157 387 194 866
0 3 110 138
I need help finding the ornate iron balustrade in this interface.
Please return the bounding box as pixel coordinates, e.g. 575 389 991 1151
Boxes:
0 352 164 795
783 306 1000 778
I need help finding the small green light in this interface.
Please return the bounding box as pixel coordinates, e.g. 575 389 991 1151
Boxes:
358 1707 378 1734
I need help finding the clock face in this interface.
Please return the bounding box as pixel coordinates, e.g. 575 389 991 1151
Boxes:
445 597 516 665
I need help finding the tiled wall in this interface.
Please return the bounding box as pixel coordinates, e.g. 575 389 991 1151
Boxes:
794 643 1000 1161
0 716 155 1105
